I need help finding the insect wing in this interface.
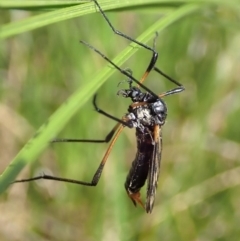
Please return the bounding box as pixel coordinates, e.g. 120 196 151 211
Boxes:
146 125 162 213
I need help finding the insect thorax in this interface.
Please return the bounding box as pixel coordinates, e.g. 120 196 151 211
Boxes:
119 86 168 130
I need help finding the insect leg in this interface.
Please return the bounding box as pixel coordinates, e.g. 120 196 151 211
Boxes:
93 8 183 90
92 0 156 53
52 122 121 144
13 125 124 186
93 0 159 85
154 66 185 97
92 94 131 127
92 2 185 92
139 32 159 84
52 92 134 145
13 94 131 186
151 33 185 94
79 40 159 99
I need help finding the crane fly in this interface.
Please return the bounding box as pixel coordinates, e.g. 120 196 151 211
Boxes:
13 0 184 213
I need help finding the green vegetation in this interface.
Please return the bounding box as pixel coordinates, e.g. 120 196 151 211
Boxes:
0 0 239 240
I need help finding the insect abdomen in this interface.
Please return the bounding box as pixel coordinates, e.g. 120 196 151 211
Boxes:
125 130 154 207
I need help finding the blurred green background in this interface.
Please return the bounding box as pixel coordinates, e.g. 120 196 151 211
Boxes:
0 1 240 241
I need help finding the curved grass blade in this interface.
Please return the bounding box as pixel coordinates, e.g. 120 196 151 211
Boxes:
0 3 201 194
0 1 88 9
1 0 240 39
0 0 179 39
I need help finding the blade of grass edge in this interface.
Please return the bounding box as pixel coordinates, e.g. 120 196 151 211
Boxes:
1 0 240 39
0 0 88 8
0 0 173 39
0 3 201 194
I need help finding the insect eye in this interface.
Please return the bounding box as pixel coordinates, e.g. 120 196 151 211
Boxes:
132 91 138 97
131 87 141 99
151 101 167 116
156 105 165 112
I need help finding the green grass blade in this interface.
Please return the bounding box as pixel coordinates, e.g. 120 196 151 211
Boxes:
0 0 181 39
2 0 239 39
0 0 88 8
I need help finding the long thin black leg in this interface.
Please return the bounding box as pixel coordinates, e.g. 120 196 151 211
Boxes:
84 0 159 94
92 94 132 127
154 67 185 98
52 122 120 144
138 32 159 84
151 33 185 95
79 40 159 99
91 1 184 94
13 174 98 186
52 93 134 144
92 0 156 53
13 124 124 187
154 67 185 88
